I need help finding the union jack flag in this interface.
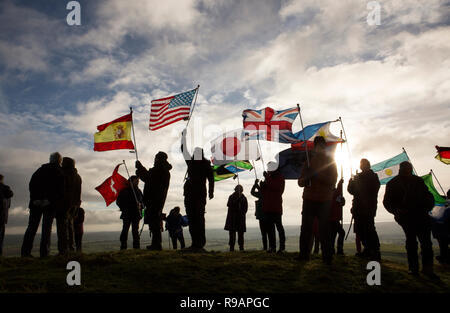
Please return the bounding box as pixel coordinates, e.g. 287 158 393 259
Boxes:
242 107 299 143
149 88 197 131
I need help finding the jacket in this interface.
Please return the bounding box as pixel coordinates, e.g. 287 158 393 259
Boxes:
0 183 13 224
260 171 285 214
347 169 380 217
224 192 248 232
299 152 337 202
383 174 435 224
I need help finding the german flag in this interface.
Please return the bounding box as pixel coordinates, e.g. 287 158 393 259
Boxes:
435 146 450 165
94 113 135 152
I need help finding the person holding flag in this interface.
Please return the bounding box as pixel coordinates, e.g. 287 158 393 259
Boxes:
298 136 338 264
347 159 381 261
116 176 143 250
135 152 172 251
181 128 214 252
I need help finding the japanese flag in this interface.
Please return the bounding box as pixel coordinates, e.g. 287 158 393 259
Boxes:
210 129 261 165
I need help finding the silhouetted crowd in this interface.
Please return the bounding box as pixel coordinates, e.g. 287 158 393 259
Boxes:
0 134 449 280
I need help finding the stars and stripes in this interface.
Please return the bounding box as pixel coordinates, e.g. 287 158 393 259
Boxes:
149 88 197 131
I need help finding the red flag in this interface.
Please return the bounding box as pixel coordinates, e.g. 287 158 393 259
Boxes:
95 164 129 206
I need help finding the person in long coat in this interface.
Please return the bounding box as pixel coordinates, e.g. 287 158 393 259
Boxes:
136 152 172 251
0 174 13 256
225 185 248 251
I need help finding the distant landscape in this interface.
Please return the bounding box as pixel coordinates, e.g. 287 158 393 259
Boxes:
1 222 441 263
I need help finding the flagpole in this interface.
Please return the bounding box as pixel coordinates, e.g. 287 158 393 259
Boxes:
297 104 310 168
186 85 200 128
130 107 139 161
430 169 447 197
251 160 258 180
123 160 146 235
339 117 353 175
340 130 344 180
402 147 418 175
257 137 266 172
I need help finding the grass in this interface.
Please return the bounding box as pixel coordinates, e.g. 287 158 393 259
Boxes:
0 248 449 293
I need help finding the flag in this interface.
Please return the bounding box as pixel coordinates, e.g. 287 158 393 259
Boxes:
149 88 197 131
94 113 135 152
242 107 298 142
421 173 446 206
210 129 261 165
212 161 253 182
435 146 450 165
275 148 308 180
371 152 411 185
95 164 129 206
291 121 343 150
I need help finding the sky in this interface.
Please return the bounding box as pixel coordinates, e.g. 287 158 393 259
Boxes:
0 0 449 234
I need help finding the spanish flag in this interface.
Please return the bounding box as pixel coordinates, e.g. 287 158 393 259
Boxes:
435 146 450 165
94 113 135 152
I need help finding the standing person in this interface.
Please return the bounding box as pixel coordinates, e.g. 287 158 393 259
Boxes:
260 162 285 253
73 207 85 253
298 136 338 264
21 152 65 258
330 179 346 255
136 152 172 251
117 176 143 250
431 189 450 264
347 159 381 260
165 206 188 250
57 157 82 255
225 185 248 251
181 129 214 252
251 179 267 251
0 174 14 256
383 161 437 278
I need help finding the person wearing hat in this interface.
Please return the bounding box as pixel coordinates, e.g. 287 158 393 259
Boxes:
298 136 338 264
260 161 286 253
136 151 172 251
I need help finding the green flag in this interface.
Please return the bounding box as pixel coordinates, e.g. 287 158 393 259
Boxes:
421 173 446 205
212 161 253 182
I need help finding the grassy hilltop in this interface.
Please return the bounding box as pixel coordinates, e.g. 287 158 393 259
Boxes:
0 249 449 293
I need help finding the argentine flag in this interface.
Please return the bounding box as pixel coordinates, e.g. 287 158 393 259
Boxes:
371 152 411 185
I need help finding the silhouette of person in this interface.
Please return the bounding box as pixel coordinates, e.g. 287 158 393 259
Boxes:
117 175 143 250
73 207 85 253
225 185 248 251
136 152 172 251
260 161 285 253
57 157 82 255
298 136 337 264
22 152 65 258
348 159 381 260
251 179 267 251
165 206 188 249
431 189 450 264
330 179 346 255
383 161 438 278
181 129 214 252
0 174 13 256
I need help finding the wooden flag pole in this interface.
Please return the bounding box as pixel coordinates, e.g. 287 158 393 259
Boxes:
340 129 344 180
430 169 447 197
130 107 139 161
251 160 258 180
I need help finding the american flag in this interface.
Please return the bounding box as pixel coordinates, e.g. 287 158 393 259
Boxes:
149 88 197 131
242 107 299 142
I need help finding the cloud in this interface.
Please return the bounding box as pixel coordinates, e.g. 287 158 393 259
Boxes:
1 0 449 233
